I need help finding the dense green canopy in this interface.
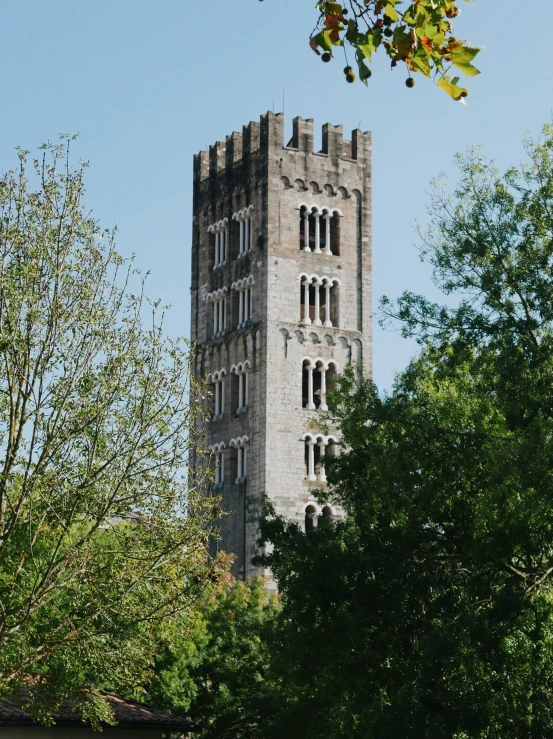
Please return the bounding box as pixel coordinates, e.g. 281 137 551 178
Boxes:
0 141 221 726
256 124 553 738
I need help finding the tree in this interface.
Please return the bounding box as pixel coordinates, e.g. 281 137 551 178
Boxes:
259 124 553 737
308 1 480 100
147 576 281 739
0 139 221 726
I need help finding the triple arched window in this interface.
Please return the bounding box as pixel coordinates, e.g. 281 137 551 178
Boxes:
299 204 342 255
207 369 226 419
232 205 254 257
230 361 250 414
301 358 338 411
229 435 249 483
206 288 227 338
231 276 254 328
304 503 334 533
211 442 226 485
208 219 229 268
303 433 337 482
299 273 340 327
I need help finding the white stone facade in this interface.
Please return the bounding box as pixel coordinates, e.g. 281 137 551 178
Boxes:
191 113 372 580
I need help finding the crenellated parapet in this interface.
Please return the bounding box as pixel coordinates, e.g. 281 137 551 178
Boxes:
190 110 372 583
193 112 372 185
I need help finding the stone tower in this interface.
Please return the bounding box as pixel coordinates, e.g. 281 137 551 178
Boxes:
191 112 372 579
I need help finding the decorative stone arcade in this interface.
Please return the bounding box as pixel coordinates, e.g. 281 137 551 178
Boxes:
191 112 372 581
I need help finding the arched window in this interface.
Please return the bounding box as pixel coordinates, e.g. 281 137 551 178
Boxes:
299 205 342 255
208 219 229 269
299 274 341 327
209 370 226 419
229 436 249 484
304 434 337 481
320 505 333 526
231 361 250 415
232 205 254 258
305 504 317 534
301 358 340 411
206 289 227 338
211 442 226 486
231 276 254 328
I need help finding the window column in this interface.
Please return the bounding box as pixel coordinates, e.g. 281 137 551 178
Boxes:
314 212 321 254
214 381 220 417
244 218 249 255
324 282 332 327
239 290 244 326
218 299 225 333
239 218 244 256
307 365 315 410
238 371 244 410
237 447 243 481
303 209 311 252
248 216 253 251
324 214 332 255
302 279 311 324
314 282 321 326
307 438 316 481
213 302 218 336
319 366 327 411
318 438 328 482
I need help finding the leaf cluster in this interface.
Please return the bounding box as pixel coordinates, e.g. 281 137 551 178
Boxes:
311 0 480 99
256 124 553 737
0 141 223 725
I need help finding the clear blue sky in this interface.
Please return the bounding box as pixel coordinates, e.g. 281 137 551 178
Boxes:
1 1 552 390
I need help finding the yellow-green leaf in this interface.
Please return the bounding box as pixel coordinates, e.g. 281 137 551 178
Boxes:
437 73 467 99
358 33 378 61
384 3 399 22
451 45 482 77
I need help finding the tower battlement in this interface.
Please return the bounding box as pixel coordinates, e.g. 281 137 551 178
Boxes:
193 113 371 185
190 112 372 582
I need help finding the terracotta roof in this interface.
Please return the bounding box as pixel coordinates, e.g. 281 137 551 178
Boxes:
0 692 194 731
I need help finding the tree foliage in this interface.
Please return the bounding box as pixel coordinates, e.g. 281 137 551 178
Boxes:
310 0 480 100
258 124 553 737
0 140 221 726
147 576 280 739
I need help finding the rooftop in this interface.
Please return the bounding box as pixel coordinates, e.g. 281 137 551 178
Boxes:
0 692 194 731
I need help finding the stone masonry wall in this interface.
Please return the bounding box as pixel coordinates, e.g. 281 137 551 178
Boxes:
191 112 372 580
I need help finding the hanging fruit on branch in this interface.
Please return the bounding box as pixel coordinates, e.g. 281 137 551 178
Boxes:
309 1 481 101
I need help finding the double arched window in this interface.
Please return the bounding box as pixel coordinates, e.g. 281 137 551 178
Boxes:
205 288 227 338
208 218 229 268
299 204 342 255
229 435 249 483
301 358 338 411
303 433 337 482
232 205 254 257
299 273 341 327
304 503 334 533
211 442 226 485
207 369 226 419
230 360 250 414
231 275 254 328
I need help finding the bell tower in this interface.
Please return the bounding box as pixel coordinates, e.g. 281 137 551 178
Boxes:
191 112 372 579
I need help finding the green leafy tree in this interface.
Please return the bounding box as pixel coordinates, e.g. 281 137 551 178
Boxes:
309 0 480 100
0 140 221 726
148 575 280 739
259 124 553 737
